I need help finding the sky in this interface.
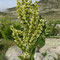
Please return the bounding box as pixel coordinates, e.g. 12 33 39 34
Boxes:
0 0 39 12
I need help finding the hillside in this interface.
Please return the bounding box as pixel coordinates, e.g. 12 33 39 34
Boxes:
38 0 60 20
39 0 60 9
0 0 60 21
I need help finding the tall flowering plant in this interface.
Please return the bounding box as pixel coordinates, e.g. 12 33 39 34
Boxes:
10 0 45 60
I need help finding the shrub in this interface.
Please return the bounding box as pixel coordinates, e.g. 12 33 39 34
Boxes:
45 20 59 37
12 20 23 30
0 17 22 40
11 0 45 60
1 17 13 40
0 52 6 60
0 31 2 38
0 39 14 60
1 26 13 40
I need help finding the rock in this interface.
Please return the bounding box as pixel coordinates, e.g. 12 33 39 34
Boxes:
39 38 60 54
47 52 58 59
43 55 54 60
39 46 60 60
41 46 60 60
46 47 57 54
42 49 58 60
5 44 60 60
34 53 43 60
56 24 60 28
5 46 23 60
6 45 43 60
46 46 60 56
56 46 60 54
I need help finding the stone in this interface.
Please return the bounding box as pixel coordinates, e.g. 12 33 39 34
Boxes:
5 46 23 60
43 55 54 60
6 45 44 60
47 53 58 59
53 46 60 55
34 53 43 60
5 41 60 60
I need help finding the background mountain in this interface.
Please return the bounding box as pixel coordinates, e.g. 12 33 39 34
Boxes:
0 0 60 21
38 0 60 20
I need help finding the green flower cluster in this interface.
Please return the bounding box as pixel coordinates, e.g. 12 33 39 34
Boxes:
10 0 45 60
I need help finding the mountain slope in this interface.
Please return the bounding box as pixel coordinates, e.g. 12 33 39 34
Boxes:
1 0 60 21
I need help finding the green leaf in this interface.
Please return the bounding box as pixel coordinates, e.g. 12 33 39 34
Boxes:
19 56 25 60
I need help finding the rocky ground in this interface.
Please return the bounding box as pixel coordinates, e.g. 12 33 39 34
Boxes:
40 38 60 53
5 38 60 60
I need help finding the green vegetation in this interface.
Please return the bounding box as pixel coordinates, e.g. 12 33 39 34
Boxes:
0 17 21 60
45 20 60 37
0 17 60 60
0 17 23 40
42 52 47 57
10 0 45 60
0 0 60 60
0 39 14 60
0 52 6 60
1 17 13 40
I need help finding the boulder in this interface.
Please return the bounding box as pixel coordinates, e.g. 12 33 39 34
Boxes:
34 53 43 60
43 52 58 60
43 55 54 60
5 46 23 60
5 45 60 60
5 46 43 60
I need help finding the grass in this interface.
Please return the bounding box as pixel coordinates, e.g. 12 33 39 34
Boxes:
0 39 15 60
47 36 60 39
0 52 6 60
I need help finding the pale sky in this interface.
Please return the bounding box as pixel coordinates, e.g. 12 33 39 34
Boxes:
0 0 39 12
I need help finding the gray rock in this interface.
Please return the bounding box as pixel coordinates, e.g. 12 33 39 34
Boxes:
34 53 43 60
5 40 60 60
6 45 43 60
43 55 54 60
47 52 58 59
56 24 60 28
55 46 60 55
46 46 60 56
5 46 23 60
42 46 60 60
